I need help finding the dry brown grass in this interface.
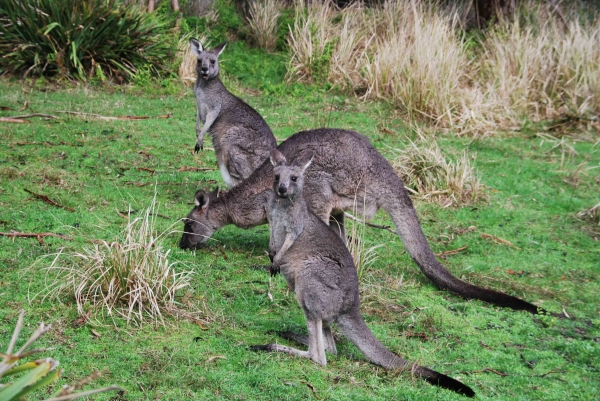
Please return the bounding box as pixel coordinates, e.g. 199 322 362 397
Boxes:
577 202 600 226
286 0 600 137
392 131 487 207
247 0 281 52
33 196 197 326
346 197 385 281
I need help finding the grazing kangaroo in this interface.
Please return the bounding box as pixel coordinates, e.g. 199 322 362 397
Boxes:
190 38 276 187
180 128 542 314
251 149 475 397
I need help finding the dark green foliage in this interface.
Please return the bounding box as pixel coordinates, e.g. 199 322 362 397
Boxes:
0 0 176 81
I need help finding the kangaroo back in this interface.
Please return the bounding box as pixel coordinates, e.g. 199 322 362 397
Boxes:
180 128 542 314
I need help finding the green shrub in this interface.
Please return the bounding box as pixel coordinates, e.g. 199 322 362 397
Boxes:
0 0 176 81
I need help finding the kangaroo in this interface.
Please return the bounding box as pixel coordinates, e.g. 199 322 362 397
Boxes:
190 38 277 187
180 128 542 314
251 149 475 397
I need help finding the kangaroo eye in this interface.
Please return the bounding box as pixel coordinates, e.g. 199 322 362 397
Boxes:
274 175 280 182
291 176 297 182
210 59 216 65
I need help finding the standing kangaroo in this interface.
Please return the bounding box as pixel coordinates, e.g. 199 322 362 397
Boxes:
180 128 543 314
190 38 276 187
251 149 475 397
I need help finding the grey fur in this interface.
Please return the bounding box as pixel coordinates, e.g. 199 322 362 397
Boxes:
253 149 474 397
189 38 276 187
180 128 542 314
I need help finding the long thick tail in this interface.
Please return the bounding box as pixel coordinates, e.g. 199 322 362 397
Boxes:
336 311 475 397
384 184 542 314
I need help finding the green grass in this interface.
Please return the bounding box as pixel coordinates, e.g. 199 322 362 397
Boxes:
1 47 599 400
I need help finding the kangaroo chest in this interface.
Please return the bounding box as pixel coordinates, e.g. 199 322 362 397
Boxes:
194 82 220 123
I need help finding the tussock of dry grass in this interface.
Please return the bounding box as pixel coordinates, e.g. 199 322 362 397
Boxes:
392 132 487 207
286 0 600 137
247 0 281 52
577 202 600 226
34 197 197 326
345 199 384 281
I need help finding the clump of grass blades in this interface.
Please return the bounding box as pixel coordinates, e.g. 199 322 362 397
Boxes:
346 198 384 282
577 202 600 226
0 311 121 400
0 0 176 81
471 1 600 135
392 132 487 207
285 0 600 137
247 0 281 52
36 198 195 326
286 1 471 126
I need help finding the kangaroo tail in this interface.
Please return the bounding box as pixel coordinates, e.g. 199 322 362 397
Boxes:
383 182 543 314
336 311 475 397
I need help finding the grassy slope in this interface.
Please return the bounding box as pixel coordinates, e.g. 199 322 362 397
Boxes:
1 43 599 401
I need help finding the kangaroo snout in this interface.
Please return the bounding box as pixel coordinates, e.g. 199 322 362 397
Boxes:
277 185 288 196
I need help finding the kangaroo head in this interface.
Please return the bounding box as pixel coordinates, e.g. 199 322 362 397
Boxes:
269 149 313 200
189 38 227 81
179 188 220 249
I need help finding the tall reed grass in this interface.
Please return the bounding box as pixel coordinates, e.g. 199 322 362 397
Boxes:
286 0 600 136
247 0 281 52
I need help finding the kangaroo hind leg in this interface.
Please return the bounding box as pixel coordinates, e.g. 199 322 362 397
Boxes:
251 318 327 366
278 322 337 355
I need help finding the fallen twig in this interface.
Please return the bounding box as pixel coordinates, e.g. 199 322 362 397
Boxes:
0 117 29 123
343 212 396 234
56 111 159 120
436 245 468 258
6 113 59 119
0 230 105 245
472 368 508 377
301 380 320 400
15 140 83 147
0 231 72 245
480 233 520 249
123 181 201 187
24 188 75 212
176 166 216 172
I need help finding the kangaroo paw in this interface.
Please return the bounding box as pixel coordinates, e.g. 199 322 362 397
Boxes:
269 263 280 276
194 142 203 153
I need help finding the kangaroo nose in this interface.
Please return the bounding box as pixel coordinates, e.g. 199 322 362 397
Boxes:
201 66 208 72
278 185 287 195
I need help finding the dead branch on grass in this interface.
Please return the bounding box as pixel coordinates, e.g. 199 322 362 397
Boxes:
24 188 75 212
0 117 29 123
23 188 75 212
436 245 468 258
56 111 153 120
0 231 105 245
480 233 520 249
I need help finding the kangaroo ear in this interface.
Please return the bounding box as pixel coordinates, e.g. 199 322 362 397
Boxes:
296 150 314 172
213 42 227 57
270 149 286 167
194 190 210 211
189 38 204 57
